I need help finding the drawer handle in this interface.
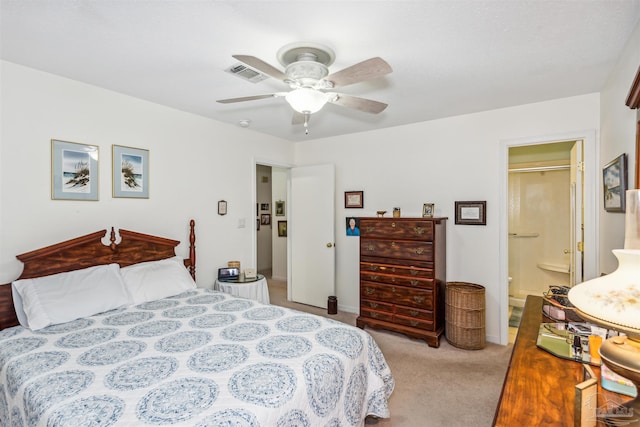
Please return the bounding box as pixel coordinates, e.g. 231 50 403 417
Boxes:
410 280 420 286
369 265 379 271
371 312 380 318
365 244 375 251
410 310 420 316
414 247 425 255
410 320 420 327
391 287 396 293
364 287 375 295
370 302 379 308
366 226 376 233
413 227 425 235
413 296 425 303
391 242 397 247
391 222 396 228
369 275 379 280
391 277 396 282
410 269 419 276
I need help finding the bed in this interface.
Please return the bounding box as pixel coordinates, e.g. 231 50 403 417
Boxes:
0 220 394 426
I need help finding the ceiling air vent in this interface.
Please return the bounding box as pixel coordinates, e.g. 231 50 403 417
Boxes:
225 63 269 83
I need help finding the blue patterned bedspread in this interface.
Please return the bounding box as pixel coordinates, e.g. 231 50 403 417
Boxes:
0 288 394 426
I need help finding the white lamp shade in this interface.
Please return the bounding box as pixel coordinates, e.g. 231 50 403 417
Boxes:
285 88 329 114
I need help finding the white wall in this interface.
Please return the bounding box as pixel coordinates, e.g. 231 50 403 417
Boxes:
0 61 294 288
599 20 640 273
294 94 601 343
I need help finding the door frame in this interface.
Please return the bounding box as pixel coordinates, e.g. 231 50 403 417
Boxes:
498 130 599 345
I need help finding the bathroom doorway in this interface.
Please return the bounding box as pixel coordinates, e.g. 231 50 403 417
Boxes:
507 140 583 341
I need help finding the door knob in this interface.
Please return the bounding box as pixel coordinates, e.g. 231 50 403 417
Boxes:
327 243 333 248
563 249 571 254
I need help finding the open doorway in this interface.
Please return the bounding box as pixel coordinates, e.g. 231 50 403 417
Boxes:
255 164 288 296
499 130 598 345
507 141 582 342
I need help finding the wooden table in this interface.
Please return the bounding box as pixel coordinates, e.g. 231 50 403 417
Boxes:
493 295 633 426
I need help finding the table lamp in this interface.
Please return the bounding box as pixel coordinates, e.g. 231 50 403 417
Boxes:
568 189 640 424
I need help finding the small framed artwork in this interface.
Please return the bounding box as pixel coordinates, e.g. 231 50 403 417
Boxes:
218 200 227 215
455 201 487 225
112 145 149 198
260 203 269 211
346 217 360 236
256 218 260 230
603 153 627 212
422 203 435 218
278 220 287 237
275 200 285 216
345 191 363 208
261 214 271 225
51 139 99 201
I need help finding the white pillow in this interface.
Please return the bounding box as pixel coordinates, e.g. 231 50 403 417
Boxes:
12 263 131 330
120 256 196 304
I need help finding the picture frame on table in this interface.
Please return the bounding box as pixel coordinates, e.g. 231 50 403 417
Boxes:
455 201 486 225
422 203 435 218
51 139 99 201
345 191 363 208
278 221 287 237
603 153 627 212
112 145 149 198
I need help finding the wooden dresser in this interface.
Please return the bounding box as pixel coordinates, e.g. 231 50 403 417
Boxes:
356 217 447 348
493 296 633 426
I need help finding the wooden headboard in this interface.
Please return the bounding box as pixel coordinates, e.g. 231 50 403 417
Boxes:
0 219 196 330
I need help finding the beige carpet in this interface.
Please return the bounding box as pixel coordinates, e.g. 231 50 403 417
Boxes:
266 277 513 427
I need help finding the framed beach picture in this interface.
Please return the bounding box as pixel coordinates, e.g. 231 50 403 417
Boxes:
51 139 99 201
112 145 149 198
603 153 627 212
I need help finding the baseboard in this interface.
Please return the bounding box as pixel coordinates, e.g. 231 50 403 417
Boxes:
270 275 287 281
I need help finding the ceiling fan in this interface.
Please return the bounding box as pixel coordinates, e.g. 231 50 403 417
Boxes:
217 42 392 133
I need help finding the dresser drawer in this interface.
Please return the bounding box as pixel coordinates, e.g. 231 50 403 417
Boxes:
361 282 434 309
394 313 434 331
360 299 394 313
360 219 434 241
359 271 434 289
361 239 433 262
360 262 434 279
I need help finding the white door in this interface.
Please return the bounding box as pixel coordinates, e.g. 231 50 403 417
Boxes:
290 164 335 307
570 140 584 285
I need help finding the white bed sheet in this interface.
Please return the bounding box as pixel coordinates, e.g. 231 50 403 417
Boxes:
0 288 394 426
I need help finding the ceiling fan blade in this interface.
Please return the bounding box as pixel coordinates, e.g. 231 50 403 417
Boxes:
323 57 392 88
328 93 388 114
232 55 288 82
216 94 279 104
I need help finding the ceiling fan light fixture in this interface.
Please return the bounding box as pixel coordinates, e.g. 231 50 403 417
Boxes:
285 88 329 114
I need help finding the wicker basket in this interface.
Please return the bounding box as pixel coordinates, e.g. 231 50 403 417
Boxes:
445 282 486 350
228 261 241 270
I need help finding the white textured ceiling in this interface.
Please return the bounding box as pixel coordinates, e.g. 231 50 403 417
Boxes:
2 1 640 142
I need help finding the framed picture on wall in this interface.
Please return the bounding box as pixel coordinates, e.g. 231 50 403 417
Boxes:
278 220 287 237
455 201 486 225
51 139 99 201
112 145 149 198
345 191 363 208
275 200 285 216
603 153 627 212
261 214 271 225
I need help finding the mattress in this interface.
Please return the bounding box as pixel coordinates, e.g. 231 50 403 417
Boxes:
0 288 394 426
